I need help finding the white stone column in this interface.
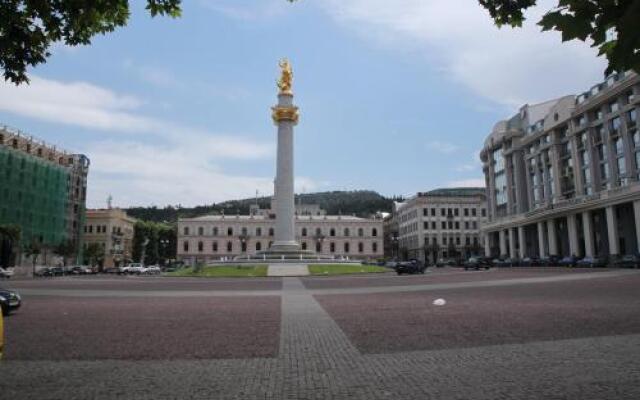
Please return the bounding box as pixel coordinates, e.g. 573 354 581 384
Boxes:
547 218 558 256
517 226 526 258
606 206 619 255
583 211 594 258
567 213 579 257
634 200 640 252
484 232 491 256
499 229 507 257
271 92 300 252
537 221 546 257
508 228 516 258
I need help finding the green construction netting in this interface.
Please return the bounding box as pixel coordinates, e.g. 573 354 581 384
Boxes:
0 146 70 247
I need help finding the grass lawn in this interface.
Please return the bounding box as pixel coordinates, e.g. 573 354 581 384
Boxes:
308 264 388 276
166 265 268 278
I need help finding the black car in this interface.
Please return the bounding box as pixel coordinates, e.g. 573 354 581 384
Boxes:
520 257 540 267
396 260 426 275
559 256 579 267
464 257 490 270
577 256 607 268
0 288 21 316
539 255 561 266
613 254 640 268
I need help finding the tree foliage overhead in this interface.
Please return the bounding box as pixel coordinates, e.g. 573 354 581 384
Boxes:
0 0 182 84
479 0 640 75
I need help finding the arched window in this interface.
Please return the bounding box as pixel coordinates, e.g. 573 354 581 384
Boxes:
302 228 307 237
358 242 364 253
330 228 336 237
256 227 262 236
316 241 322 252
213 227 219 236
372 228 378 237
212 241 218 252
227 227 233 236
256 242 262 251
227 241 233 252
344 242 350 253
344 228 350 237
184 227 190 235
358 228 364 237
301 241 307 250
183 241 189 252
269 228 274 236
330 242 335 253
198 226 204 235
372 242 378 253
198 241 203 252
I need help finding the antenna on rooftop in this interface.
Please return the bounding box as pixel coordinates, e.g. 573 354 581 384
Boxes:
107 194 113 209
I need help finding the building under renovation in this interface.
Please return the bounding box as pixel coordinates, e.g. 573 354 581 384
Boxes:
0 125 90 270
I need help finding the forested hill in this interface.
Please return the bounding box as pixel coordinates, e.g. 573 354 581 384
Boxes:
125 190 403 223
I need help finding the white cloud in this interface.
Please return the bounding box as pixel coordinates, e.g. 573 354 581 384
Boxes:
318 0 606 108
427 140 458 154
446 178 485 188
455 149 482 172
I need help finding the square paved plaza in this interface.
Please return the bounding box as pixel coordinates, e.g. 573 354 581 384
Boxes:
1 268 640 399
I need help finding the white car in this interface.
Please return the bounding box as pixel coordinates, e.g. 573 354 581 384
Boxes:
143 265 161 275
0 267 14 279
126 263 145 275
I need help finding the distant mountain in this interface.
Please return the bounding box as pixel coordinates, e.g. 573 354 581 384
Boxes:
125 190 403 223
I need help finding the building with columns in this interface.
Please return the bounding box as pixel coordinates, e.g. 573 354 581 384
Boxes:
177 203 383 264
394 188 488 263
480 71 640 262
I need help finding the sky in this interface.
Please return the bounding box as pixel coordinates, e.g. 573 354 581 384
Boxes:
0 0 607 209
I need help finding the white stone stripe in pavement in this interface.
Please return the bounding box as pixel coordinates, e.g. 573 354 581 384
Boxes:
267 264 309 277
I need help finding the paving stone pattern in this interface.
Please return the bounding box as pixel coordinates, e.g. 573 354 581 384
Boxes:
1 271 640 399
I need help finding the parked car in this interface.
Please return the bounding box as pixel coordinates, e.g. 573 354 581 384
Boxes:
520 257 541 267
0 267 14 279
502 258 521 267
143 265 161 275
0 288 21 316
396 260 426 275
558 256 579 267
613 254 640 268
127 263 146 275
34 267 53 277
577 256 607 268
103 267 119 274
464 257 490 270
539 255 561 266
385 260 398 269
435 258 456 267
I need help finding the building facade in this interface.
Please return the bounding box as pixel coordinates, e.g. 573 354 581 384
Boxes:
0 126 89 268
82 208 135 269
480 71 640 261
177 204 383 264
394 188 488 263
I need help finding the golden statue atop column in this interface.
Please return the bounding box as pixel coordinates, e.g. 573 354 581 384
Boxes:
277 58 293 95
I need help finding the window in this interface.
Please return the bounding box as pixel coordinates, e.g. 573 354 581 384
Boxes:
441 221 446 229
256 227 262 236
316 228 322 236
629 109 637 126
227 241 233 252
301 242 307 250
471 208 477 217
614 137 624 156
372 228 377 237
424 222 429 230
213 227 219 236
611 116 621 134
358 242 364 253
431 208 435 216
372 242 378 253
464 221 469 229
344 242 350 253
464 208 469 216
330 242 335 253
610 101 619 113
227 227 233 236
241 227 248 236
198 241 203 252
330 228 336 237
183 227 189 235
198 227 204 235
454 208 459 216
183 241 189 252
256 242 261 251
269 228 274 236
344 228 350 237
213 242 218 252
301 227 307 237
423 208 428 216
481 209 486 217
358 228 364 237
316 241 322 252
455 221 460 229
431 222 436 229
440 208 445 216
448 221 453 229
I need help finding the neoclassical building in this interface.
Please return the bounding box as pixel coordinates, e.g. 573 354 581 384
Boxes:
177 204 383 264
394 188 488 263
480 71 640 261
82 208 136 269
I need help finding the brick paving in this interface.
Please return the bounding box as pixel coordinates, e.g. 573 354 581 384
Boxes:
1 269 639 399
